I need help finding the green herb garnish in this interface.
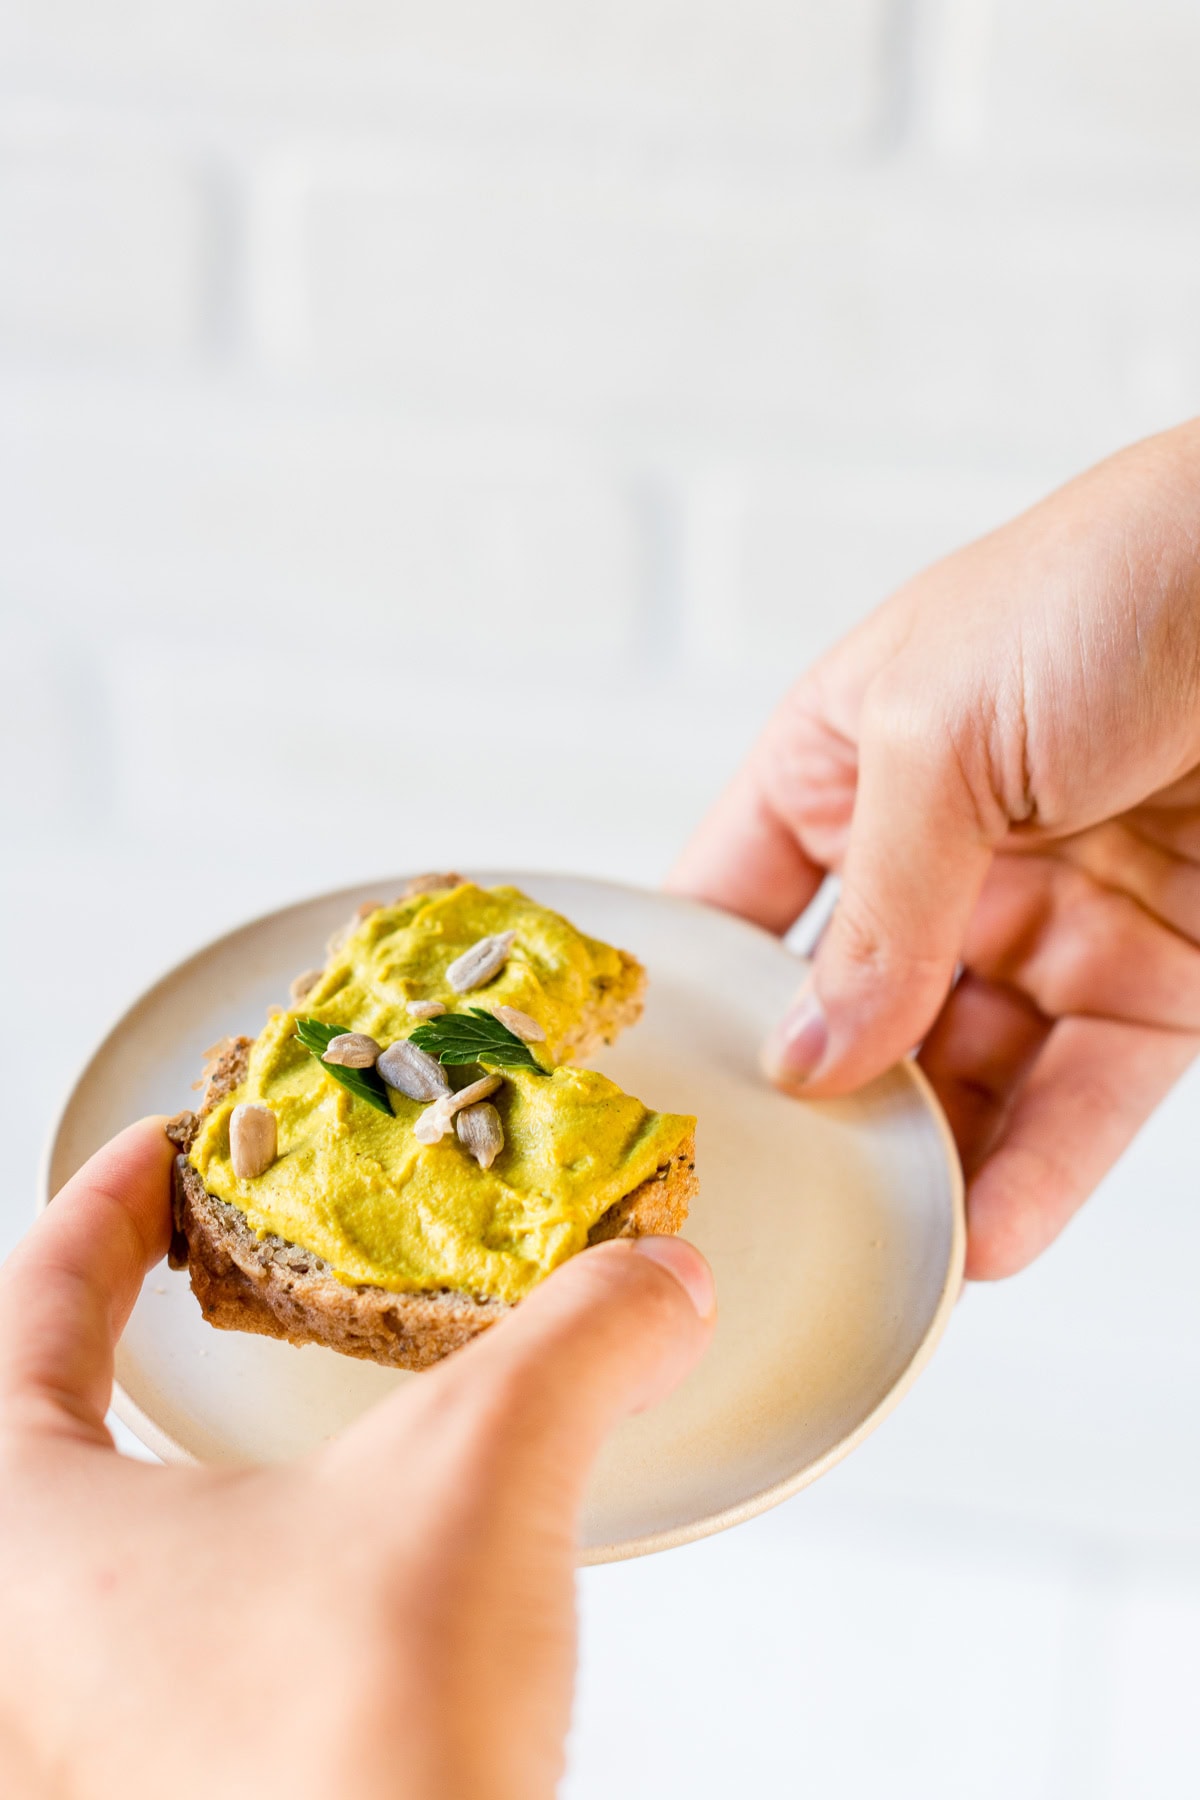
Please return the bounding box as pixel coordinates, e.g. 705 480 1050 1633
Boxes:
410 1008 550 1076
294 1017 395 1115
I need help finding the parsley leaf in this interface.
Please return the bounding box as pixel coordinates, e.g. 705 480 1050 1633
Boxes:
294 1017 395 1115
409 1008 549 1076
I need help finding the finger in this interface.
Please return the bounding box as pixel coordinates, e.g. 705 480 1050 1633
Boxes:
1065 819 1200 943
917 974 1051 1173
667 758 825 935
964 1017 1199 1279
964 854 1200 1029
670 610 921 936
765 673 997 1095
339 1237 715 1516
0 1118 174 1443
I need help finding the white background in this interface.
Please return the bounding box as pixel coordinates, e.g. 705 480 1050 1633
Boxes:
2 3 1199 1793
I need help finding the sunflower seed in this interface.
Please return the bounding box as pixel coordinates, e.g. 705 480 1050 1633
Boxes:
289 968 325 1006
229 1103 277 1180
377 1038 452 1102
406 999 447 1019
445 931 517 993
456 1101 504 1169
401 871 464 898
491 1003 545 1043
322 1031 382 1069
412 1073 503 1144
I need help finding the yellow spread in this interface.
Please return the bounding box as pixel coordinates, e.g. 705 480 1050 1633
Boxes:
189 884 694 1304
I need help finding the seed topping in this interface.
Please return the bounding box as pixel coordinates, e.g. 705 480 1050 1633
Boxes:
456 1101 504 1169
377 1038 452 1102
322 1032 381 1069
229 1103 277 1180
491 1004 545 1043
412 1073 503 1145
445 931 517 993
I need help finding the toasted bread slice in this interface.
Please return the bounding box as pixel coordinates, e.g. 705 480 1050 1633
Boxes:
167 1038 696 1371
166 881 697 1370
310 877 649 1067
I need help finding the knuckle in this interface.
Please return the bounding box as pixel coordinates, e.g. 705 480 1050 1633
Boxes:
829 887 891 975
859 665 931 759
861 662 1012 843
1029 879 1200 1025
830 885 950 989
1030 943 1101 1019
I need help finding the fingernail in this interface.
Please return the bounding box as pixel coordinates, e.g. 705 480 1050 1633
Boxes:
633 1237 716 1321
762 983 828 1088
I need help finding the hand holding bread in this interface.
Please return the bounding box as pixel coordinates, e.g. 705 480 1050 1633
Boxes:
0 1119 713 1799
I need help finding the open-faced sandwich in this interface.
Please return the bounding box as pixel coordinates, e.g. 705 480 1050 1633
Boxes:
167 876 698 1369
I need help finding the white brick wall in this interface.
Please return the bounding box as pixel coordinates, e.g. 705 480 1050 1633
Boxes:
0 118 216 358
0 2 889 149
0 378 642 655
3 5 1200 1795
985 0 1200 166
257 156 1200 464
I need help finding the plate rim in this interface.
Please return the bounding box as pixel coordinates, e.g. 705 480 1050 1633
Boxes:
39 869 966 1562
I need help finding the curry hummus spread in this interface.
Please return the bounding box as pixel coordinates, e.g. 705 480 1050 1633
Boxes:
168 877 698 1369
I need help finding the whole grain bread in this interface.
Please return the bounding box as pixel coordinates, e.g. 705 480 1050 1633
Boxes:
169 1124 696 1371
166 889 697 1371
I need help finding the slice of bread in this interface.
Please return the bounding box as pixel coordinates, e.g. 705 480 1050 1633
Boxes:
167 1042 696 1371
166 886 697 1371
310 877 649 1066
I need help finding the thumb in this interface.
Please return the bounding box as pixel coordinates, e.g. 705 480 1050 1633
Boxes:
466 1234 714 1450
764 675 997 1095
345 1236 715 1518
0 1117 174 1444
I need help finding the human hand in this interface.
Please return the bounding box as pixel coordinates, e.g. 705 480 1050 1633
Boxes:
671 421 1200 1278
0 1119 714 1800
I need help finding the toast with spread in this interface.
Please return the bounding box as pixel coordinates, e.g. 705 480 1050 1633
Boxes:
167 876 697 1370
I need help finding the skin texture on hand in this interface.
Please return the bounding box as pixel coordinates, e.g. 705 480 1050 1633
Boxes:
670 420 1200 1279
0 1120 715 1800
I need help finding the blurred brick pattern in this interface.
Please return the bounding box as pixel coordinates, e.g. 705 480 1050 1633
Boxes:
2 6 1199 1796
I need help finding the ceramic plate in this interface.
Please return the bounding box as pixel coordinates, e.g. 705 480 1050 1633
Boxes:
42 873 964 1562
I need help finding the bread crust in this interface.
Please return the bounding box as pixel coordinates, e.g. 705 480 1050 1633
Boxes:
170 1138 696 1371
166 895 694 1370
559 948 646 1062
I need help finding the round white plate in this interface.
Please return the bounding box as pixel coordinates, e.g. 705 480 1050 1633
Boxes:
42 873 964 1562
